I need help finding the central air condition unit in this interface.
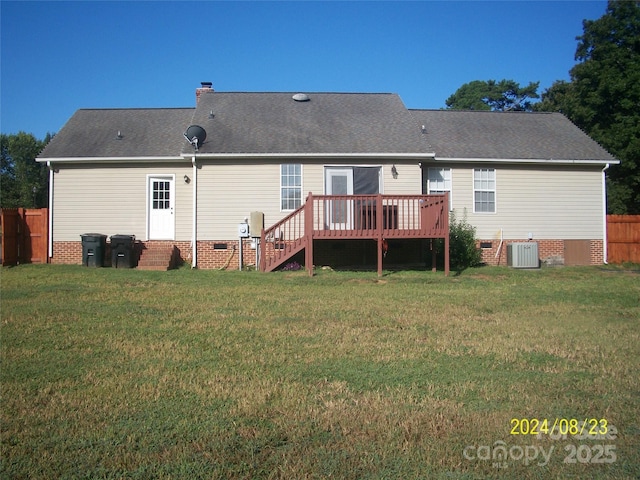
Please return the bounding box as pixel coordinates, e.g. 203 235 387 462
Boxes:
507 242 539 268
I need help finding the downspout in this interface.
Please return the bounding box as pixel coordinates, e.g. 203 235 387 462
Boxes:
192 155 197 268
47 161 54 259
602 163 610 264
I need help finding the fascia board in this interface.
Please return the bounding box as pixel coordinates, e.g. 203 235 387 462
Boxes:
431 157 620 166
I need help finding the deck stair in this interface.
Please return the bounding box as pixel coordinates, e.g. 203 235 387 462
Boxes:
261 204 308 273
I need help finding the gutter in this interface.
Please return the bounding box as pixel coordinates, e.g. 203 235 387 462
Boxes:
36 156 184 164
432 157 620 166
602 163 610 264
180 152 436 161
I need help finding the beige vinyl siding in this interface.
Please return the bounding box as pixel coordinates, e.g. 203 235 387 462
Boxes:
449 164 604 240
382 162 422 195
196 160 424 239
197 162 281 239
52 163 192 241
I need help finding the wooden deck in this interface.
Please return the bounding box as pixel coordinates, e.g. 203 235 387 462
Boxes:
260 193 450 276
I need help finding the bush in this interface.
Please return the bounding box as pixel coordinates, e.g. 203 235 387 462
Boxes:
448 209 482 271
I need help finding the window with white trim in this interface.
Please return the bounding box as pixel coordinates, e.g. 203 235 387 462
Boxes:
427 167 452 210
281 164 302 211
473 168 496 213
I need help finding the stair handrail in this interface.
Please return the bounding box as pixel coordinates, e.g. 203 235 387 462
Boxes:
259 193 310 272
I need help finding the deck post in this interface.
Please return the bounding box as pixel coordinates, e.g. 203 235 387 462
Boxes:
305 193 314 276
376 194 383 277
431 239 437 272
444 193 450 276
259 228 266 272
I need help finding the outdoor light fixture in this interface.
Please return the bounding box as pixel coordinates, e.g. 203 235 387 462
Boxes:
184 175 190 184
391 165 398 179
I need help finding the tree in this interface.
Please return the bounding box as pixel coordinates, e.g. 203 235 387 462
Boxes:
0 132 52 208
446 79 540 111
536 1 640 213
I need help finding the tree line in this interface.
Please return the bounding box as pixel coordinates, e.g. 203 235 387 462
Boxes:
445 0 639 214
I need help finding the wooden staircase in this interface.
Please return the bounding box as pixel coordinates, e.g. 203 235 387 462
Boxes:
137 244 178 271
260 203 308 273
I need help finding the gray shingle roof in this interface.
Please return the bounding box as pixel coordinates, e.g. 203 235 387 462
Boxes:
38 91 617 164
410 109 617 162
188 91 430 155
39 108 195 158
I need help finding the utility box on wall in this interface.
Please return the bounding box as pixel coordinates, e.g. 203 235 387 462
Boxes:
249 211 264 237
238 223 249 238
507 242 539 268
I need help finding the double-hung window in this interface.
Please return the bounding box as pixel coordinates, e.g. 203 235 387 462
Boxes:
427 167 452 210
473 168 496 213
281 164 302 211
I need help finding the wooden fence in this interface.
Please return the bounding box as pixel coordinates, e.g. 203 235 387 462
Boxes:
1 208 49 266
607 215 640 264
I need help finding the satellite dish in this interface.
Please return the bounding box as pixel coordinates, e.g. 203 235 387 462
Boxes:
183 125 207 151
292 93 310 102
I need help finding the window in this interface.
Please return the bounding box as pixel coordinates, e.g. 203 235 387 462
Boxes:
281 164 302 210
473 168 496 213
152 181 171 209
427 167 452 209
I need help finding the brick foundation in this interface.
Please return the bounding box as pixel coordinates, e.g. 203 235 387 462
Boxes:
477 239 604 266
590 240 604 265
196 239 258 270
52 241 84 265
51 238 605 269
52 240 192 268
51 239 258 270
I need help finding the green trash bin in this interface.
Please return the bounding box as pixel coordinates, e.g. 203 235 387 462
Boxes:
110 235 136 268
81 234 107 267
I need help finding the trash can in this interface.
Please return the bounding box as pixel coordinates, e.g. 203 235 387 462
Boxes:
81 233 107 267
110 234 136 268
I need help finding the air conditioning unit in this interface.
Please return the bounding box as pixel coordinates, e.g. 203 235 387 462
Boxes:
507 242 539 268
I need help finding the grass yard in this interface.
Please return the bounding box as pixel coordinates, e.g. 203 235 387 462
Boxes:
1 264 639 479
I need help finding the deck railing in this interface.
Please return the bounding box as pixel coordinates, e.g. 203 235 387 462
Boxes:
309 194 448 238
260 193 449 275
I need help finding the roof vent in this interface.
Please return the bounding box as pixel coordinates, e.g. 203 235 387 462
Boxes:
292 93 310 102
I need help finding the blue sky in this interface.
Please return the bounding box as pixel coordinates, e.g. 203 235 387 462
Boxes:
2 0 608 139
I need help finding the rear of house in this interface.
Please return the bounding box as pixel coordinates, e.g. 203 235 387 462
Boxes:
37 83 617 270
413 109 616 266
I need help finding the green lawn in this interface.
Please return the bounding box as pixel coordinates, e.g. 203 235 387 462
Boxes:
1 264 639 479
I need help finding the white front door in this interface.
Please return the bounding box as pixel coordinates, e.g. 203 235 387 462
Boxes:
325 168 354 229
148 176 175 240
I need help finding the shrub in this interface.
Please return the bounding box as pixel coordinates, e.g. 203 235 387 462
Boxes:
448 209 482 271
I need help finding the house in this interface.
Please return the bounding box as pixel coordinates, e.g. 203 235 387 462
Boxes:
37 82 618 271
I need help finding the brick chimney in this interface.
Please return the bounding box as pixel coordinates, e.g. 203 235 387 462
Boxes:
196 82 213 104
